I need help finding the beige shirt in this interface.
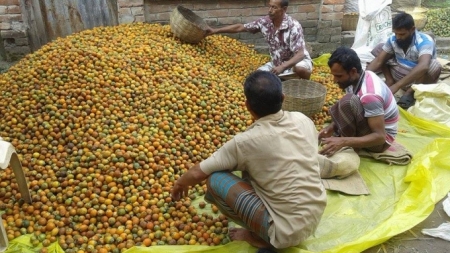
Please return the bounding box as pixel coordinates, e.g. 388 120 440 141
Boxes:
200 110 327 248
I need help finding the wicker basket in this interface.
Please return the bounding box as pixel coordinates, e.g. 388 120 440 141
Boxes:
282 79 327 116
342 13 359 31
170 5 208 44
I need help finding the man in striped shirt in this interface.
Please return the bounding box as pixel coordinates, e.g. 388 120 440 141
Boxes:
367 12 442 109
319 47 399 157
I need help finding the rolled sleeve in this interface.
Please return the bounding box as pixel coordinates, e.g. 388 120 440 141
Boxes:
382 38 394 54
289 25 304 54
244 19 262 33
418 41 434 57
199 139 239 175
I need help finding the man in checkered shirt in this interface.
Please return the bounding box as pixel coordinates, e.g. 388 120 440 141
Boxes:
206 0 313 80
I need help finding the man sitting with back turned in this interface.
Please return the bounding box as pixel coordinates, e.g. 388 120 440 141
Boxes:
171 71 326 252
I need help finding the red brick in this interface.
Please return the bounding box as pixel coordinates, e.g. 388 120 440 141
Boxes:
228 8 253 17
217 16 243 25
321 5 333 13
118 8 131 15
199 9 229 18
156 12 171 21
334 4 344 12
6 5 20 14
1 29 25 38
252 7 268 16
135 15 145 23
0 6 6 14
0 0 19 5
290 13 307 21
218 1 265 9
0 21 10 29
118 0 143 8
131 7 144 16
321 12 343 21
290 0 320 4
299 4 317 13
193 3 219 10
323 0 345 4
145 4 173 13
0 13 21 22
306 12 319 20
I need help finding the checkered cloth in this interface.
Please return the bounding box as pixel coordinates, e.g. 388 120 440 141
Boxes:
205 171 271 243
330 93 389 152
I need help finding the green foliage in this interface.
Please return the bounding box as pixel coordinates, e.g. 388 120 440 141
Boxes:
424 8 450 37
422 0 450 8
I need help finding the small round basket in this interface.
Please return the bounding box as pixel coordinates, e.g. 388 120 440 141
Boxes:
170 5 208 44
282 79 327 116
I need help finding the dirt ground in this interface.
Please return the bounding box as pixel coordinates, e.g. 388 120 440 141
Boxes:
363 198 450 253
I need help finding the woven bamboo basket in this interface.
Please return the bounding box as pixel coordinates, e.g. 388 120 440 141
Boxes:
170 5 208 44
282 79 327 116
342 13 359 31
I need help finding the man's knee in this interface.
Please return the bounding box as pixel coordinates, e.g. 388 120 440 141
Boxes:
370 43 385 57
293 66 311 80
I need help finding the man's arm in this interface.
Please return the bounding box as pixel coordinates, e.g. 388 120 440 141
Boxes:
272 49 305 74
388 54 432 94
366 50 392 74
319 115 386 156
206 24 247 35
171 163 208 201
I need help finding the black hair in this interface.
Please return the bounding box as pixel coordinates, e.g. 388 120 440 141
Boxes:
244 70 283 117
392 12 415 30
328 46 362 74
280 0 289 8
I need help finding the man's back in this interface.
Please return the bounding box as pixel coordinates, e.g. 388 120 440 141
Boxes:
233 110 327 248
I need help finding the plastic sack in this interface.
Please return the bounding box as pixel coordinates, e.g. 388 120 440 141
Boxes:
408 83 450 128
344 0 359 13
312 53 331 67
352 0 393 65
421 223 450 241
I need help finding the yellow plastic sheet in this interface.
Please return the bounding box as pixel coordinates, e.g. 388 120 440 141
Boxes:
121 110 450 253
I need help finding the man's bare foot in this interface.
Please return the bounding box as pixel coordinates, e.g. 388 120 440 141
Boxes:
229 227 272 248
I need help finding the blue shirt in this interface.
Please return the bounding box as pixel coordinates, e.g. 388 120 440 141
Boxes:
382 30 437 69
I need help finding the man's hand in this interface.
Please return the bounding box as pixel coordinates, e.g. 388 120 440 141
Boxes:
171 181 189 201
319 136 345 157
318 123 334 140
271 65 285 75
205 27 216 36
170 163 208 201
389 82 402 95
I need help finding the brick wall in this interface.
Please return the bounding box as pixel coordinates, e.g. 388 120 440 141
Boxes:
137 0 344 57
0 0 345 61
0 0 29 61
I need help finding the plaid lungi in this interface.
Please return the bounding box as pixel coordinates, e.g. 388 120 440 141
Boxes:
330 93 390 152
205 171 271 243
371 43 442 90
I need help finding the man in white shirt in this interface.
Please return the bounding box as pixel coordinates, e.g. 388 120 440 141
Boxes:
171 71 326 251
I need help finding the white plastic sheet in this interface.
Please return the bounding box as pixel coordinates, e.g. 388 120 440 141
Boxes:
352 0 393 66
421 192 450 242
408 83 450 128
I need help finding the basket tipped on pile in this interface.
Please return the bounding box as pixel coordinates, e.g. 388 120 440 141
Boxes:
170 5 209 44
